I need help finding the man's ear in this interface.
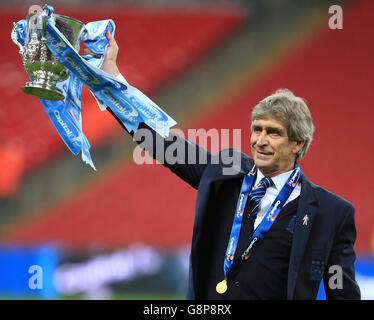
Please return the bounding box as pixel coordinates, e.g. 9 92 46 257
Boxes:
293 140 305 155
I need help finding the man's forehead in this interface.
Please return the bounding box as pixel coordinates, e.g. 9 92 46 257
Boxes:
252 116 287 130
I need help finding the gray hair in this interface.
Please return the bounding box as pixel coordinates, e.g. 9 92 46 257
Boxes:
251 89 314 161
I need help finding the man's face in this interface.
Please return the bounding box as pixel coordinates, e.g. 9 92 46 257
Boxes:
250 116 304 177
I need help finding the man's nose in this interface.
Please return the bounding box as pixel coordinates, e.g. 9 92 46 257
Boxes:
256 132 268 146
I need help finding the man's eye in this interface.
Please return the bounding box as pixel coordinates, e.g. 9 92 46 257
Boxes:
267 129 282 137
270 132 281 137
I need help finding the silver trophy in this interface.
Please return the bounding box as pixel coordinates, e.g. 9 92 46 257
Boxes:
11 6 84 100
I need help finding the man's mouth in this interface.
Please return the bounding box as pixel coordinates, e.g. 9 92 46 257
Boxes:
256 150 273 156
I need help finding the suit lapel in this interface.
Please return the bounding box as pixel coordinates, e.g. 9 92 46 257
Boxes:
287 175 319 299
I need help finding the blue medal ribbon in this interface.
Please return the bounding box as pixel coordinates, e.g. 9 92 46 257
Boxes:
223 163 303 280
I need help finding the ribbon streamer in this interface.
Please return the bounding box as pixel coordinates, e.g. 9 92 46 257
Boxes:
14 5 177 170
43 5 177 138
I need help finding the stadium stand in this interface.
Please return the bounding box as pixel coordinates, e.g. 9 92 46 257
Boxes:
3 0 373 256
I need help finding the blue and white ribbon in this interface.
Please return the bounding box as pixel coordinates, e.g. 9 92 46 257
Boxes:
14 5 177 170
223 164 303 279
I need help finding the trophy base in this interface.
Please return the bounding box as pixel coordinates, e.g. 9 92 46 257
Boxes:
21 82 65 101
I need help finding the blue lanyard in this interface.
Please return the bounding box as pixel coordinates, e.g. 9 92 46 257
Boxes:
223 163 303 278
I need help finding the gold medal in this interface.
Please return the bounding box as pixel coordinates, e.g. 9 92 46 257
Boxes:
216 278 227 294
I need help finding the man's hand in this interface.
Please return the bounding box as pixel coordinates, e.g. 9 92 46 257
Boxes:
101 30 120 77
84 30 120 77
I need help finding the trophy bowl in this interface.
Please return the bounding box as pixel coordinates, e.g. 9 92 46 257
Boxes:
12 9 84 100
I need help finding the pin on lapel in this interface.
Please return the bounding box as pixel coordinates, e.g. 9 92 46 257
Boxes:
302 214 309 226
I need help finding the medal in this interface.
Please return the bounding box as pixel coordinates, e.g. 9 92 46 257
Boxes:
216 278 227 294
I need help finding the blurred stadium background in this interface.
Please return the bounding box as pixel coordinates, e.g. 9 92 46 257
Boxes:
0 0 373 299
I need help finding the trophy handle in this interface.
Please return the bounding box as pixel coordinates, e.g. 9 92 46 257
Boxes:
11 22 25 57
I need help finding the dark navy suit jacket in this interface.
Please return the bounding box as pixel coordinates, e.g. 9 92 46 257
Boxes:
112 111 361 300
182 149 361 300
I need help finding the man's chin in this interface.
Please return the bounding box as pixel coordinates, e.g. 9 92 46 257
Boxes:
253 157 274 173
254 155 272 166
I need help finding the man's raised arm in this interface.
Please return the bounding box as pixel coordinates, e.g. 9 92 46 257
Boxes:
90 31 210 189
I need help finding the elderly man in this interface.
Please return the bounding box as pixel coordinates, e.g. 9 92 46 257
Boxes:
96 31 360 300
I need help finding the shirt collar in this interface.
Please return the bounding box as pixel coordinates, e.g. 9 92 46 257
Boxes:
254 168 295 191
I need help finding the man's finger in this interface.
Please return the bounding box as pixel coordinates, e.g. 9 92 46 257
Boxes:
106 30 117 45
84 48 100 57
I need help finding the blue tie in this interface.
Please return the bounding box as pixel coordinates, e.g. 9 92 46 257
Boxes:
248 177 273 218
